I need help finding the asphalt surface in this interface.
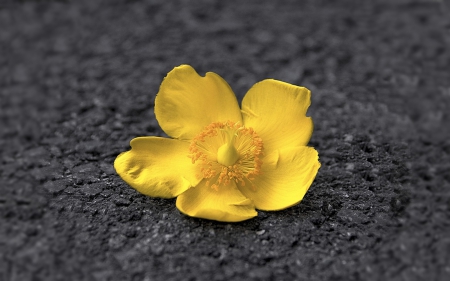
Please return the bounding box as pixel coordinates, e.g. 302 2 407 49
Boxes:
1 0 450 280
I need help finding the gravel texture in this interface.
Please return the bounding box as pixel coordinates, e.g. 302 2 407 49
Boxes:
1 0 450 280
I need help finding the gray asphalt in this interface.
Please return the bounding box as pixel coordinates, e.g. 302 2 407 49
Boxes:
1 0 450 280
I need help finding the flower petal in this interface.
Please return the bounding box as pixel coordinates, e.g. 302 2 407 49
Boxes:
241 79 313 152
114 137 202 198
176 180 257 222
239 146 320 211
155 65 242 140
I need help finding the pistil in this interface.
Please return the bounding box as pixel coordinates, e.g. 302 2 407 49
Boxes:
217 131 240 166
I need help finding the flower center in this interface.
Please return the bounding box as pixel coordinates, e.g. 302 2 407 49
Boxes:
189 121 263 190
216 130 239 166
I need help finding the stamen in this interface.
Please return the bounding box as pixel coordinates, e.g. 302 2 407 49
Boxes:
189 121 263 191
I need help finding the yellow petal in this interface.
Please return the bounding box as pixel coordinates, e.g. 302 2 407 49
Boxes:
239 146 320 211
176 180 257 222
241 79 313 152
155 65 242 140
114 137 202 198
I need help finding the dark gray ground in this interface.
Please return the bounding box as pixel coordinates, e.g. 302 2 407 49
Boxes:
1 0 450 280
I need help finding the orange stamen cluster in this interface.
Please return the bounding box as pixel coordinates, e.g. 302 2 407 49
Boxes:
189 121 263 191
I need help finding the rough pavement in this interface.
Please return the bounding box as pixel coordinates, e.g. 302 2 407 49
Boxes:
1 0 450 280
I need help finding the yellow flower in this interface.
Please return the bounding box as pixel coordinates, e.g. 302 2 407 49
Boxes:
114 65 320 222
